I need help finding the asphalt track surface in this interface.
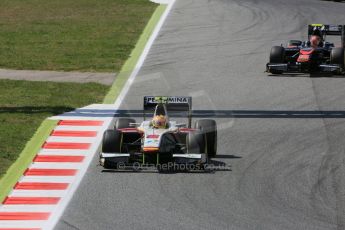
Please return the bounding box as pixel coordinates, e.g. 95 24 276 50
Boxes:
55 0 345 229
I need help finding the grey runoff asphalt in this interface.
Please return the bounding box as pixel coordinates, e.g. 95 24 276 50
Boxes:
55 0 345 229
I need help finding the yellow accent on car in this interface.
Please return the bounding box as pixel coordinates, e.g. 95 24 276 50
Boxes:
311 24 323 27
154 96 168 103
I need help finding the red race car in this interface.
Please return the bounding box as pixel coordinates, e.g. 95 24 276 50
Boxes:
266 24 345 75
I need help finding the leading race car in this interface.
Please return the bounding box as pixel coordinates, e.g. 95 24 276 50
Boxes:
266 24 345 75
99 96 217 171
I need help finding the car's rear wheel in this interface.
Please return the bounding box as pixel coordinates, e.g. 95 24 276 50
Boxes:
195 119 217 158
115 118 136 129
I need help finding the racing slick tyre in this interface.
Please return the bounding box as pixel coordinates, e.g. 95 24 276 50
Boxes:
102 159 118 169
287 40 302 47
330 48 345 75
101 130 122 169
270 46 285 63
194 119 217 158
114 118 136 129
186 131 205 154
269 46 285 74
330 47 345 65
102 129 122 153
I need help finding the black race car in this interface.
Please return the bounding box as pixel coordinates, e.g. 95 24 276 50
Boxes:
266 24 345 75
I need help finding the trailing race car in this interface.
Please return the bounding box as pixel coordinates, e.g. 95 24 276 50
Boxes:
99 96 217 171
266 24 345 75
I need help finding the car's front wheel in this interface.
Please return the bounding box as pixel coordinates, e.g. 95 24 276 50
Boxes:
269 46 286 74
102 129 122 153
186 131 205 154
330 47 345 74
195 119 217 158
101 129 123 169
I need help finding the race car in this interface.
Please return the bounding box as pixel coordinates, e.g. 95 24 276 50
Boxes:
266 24 345 75
99 96 217 171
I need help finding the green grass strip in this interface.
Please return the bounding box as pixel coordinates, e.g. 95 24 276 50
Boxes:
0 3 167 202
0 119 58 202
103 4 167 104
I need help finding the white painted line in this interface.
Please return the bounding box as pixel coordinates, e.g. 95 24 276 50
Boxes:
0 220 46 228
43 0 175 230
38 149 89 154
46 136 98 143
10 190 67 197
44 132 105 230
113 0 176 107
0 205 56 212
54 125 103 131
82 104 118 109
20 176 76 183
50 116 114 121
29 162 83 169
151 0 172 3
50 115 115 122
38 150 87 156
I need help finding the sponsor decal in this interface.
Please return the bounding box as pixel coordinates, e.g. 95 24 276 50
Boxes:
145 96 189 104
145 139 159 144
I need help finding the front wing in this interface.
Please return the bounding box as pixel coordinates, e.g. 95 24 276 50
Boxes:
100 152 207 170
267 62 343 74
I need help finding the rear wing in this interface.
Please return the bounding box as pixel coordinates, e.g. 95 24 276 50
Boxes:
308 24 345 47
143 96 192 127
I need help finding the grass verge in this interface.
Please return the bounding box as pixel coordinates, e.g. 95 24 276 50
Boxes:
0 0 157 72
0 1 165 202
0 79 109 201
0 79 109 178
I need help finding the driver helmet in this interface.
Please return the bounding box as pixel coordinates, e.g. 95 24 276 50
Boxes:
152 115 167 129
310 28 323 47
